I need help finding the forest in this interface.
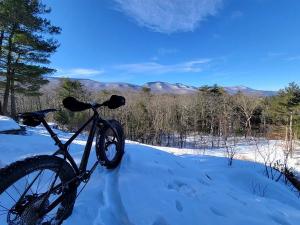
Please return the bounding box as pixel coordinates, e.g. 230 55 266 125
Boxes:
1 78 300 149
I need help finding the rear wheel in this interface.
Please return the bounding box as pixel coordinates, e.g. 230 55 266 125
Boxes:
96 120 125 169
0 155 77 225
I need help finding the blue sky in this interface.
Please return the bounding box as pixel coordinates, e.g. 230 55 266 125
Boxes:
44 0 300 90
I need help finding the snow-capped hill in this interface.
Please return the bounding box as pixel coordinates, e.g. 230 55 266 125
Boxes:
79 79 141 92
225 86 276 96
175 83 196 89
43 77 277 96
143 81 198 94
0 127 299 225
227 85 249 91
44 77 142 93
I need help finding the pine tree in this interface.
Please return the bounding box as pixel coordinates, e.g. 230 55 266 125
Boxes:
268 82 300 134
0 0 60 117
54 79 90 131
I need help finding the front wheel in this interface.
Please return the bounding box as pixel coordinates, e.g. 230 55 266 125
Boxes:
0 155 77 225
96 119 125 169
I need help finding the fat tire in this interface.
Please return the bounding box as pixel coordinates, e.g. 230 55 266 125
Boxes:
96 119 125 169
0 155 77 225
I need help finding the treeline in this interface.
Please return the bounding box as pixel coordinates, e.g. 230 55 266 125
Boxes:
3 79 299 148
106 82 300 147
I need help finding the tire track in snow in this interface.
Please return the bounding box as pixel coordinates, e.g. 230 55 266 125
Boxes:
93 157 134 225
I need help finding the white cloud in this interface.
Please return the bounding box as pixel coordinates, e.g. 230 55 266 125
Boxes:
285 55 300 61
263 52 300 62
113 0 223 33
158 48 178 55
231 11 243 19
267 52 285 58
54 68 104 78
115 59 212 74
151 48 178 61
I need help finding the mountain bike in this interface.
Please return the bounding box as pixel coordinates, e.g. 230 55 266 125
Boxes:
0 95 126 225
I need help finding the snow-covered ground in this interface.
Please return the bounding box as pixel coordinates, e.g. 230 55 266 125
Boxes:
154 135 300 173
0 116 20 132
148 137 300 173
0 125 300 225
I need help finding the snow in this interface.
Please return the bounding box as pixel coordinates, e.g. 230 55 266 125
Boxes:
0 127 300 225
152 135 300 174
144 82 198 94
0 116 21 132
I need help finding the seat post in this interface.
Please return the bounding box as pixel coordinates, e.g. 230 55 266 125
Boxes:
41 119 64 149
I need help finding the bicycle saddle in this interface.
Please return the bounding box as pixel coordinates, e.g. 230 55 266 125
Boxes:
19 109 57 126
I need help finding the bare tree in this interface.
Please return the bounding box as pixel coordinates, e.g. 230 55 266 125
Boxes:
223 139 238 166
253 138 282 180
234 93 261 138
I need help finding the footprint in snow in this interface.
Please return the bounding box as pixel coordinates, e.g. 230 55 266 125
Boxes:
270 214 291 225
210 207 226 217
123 153 131 165
167 180 197 198
175 200 183 212
205 174 212 180
227 193 247 206
197 178 210 186
176 161 185 169
97 191 105 206
168 169 174 175
152 216 170 225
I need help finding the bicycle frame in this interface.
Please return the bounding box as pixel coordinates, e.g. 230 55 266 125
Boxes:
3 96 126 221
40 108 106 177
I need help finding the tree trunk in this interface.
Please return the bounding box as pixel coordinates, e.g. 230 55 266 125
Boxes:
289 112 293 157
0 100 2 115
263 114 266 136
2 29 15 115
10 74 16 118
0 30 4 57
2 76 11 115
0 31 4 116
247 118 252 137
10 55 21 119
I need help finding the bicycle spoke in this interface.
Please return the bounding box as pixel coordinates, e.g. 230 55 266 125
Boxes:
4 190 16 203
47 173 59 195
0 212 8 216
0 154 78 224
45 212 56 220
0 204 9 211
15 170 44 206
39 171 55 193
36 169 45 194
12 184 21 196
44 214 53 221
25 174 33 194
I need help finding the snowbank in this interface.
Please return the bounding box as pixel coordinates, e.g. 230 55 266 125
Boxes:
0 115 21 132
0 127 300 225
87 144 300 225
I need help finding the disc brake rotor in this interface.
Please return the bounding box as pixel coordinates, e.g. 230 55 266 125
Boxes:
8 195 49 225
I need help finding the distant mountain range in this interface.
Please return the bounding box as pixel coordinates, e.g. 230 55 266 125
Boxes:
43 77 277 97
